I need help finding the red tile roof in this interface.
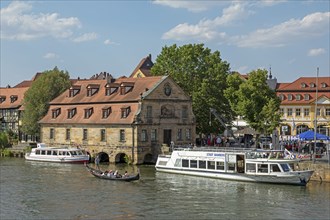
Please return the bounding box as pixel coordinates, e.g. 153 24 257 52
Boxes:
0 87 29 109
129 54 154 77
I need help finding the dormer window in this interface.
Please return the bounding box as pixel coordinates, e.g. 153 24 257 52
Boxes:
84 107 94 119
69 85 81 97
120 82 134 95
67 108 77 119
52 108 61 119
310 83 315 88
102 106 112 118
279 94 285 101
304 94 310 101
121 106 131 118
288 94 293 101
0 96 6 103
321 82 327 88
87 84 99 97
296 94 301 101
10 95 18 103
105 83 119 96
301 83 307 88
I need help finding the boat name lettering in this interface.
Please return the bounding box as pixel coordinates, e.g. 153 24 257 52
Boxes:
206 153 225 157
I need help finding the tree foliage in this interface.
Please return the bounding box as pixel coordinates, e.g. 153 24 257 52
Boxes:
0 132 9 148
151 44 233 134
21 67 71 135
224 69 281 135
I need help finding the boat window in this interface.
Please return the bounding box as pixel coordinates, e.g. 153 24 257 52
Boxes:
246 163 256 173
71 151 77 156
258 164 268 173
158 161 168 166
36 150 40 155
182 159 189 168
52 151 57 155
190 160 197 168
216 161 224 170
270 164 281 172
174 159 181 167
199 160 206 169
77 151 83 155
228 163 236 171
41 150 46 155
280 164 291 172
207 161 216 169
59 151 63 155
66 152 71 156
47 151 52 155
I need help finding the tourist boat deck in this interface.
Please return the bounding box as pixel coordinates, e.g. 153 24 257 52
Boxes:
155 147 314 186
25 143 89 163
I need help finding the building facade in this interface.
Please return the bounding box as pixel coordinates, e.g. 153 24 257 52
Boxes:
39 75 195 164
276 77 330 140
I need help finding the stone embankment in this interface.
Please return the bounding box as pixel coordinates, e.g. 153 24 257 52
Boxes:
298 160 330 183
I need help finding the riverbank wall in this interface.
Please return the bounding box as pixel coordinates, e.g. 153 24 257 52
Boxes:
298 160 330 183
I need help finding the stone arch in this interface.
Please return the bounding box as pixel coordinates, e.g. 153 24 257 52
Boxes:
296 124 309 134
143 153 154 164
115 153 127 164
280 124 292 135
96 152 109 163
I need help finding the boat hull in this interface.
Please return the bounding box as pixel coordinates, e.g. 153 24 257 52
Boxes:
85 164 140 182
25 155 89 163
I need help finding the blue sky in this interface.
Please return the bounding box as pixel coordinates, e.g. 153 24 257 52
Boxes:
1 0 329 87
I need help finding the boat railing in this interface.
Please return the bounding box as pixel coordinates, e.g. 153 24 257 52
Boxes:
173 146 255 153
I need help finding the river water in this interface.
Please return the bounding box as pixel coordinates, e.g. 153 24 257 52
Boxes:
0 158 329 220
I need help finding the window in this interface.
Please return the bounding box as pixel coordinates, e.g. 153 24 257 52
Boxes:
182 106 188 118
216 161 225 170
288 94 293 101
317 108 321 116
69 86 81 97
279 108 284 116
102 107 111 119
182 159 189 167
151 129 157 141
246 163 256 173
105 86 118 96
83 129 88 141
228 163 236 171
84 107 93 119
177 129 182 141
326 108 330 116
121 107 131 118
271 164 281 172
287 108 293 116
258 164 268 173
207 161 216 169
120 83 134 95
141 129 148 142
310 83 315 88
50 128 54 139
100 129 106 142
120 129 125 142
52 108 61 119
301 83 307 88
87 84 99 96
304 94 310 100
68 108 77 119
296 94 301 101
0 96 6 103
146 106 152 118
185 128 191 140
199 160 206 169
304 108 310 116
321 82 327 88
279 94 285 101
10 95 18 103
190 160 197 168
295 108 301 117
66 129 70 140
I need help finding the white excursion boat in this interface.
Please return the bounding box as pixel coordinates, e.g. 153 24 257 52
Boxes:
155 147 314 186
25 143 90 163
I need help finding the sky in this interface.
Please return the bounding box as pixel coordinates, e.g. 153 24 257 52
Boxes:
1 0 329 87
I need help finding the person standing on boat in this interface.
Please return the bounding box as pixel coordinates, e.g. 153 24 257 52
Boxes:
95 154 100 170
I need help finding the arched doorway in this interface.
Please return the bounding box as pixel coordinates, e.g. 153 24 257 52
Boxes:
296 124 309 134
115 153 127 164
143 153 154 164
96 152 109 163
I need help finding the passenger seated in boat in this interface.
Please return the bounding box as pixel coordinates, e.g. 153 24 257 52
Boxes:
107 170 113 177
124 171 128 177
114 170 122 178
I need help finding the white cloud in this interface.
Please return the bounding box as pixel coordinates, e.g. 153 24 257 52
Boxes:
43 53 59 59
233 12 330 48
104 39 119 45
1 1 81 40
72 32 98 42
308 48 326 56
162 3 251 41
152 0 220 12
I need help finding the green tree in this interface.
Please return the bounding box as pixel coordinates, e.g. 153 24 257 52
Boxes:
224 69 281 135
0 131 9 148
151 44 233 134
21 67 71 135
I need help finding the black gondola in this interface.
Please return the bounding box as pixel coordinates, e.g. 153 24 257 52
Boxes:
85 163 140 182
